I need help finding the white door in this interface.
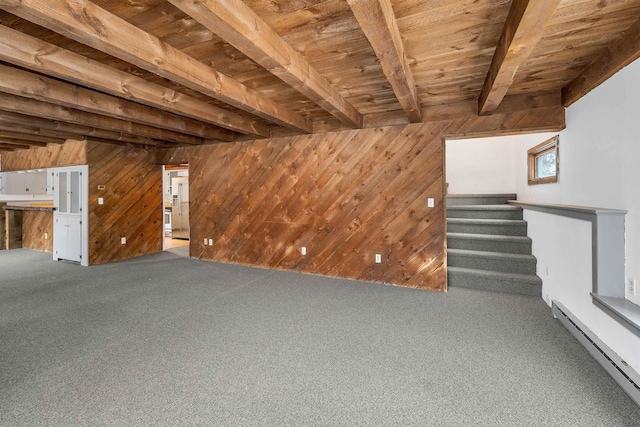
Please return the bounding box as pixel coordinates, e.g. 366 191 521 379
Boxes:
54 169 83 263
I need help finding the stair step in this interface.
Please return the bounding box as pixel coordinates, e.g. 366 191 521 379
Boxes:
448 266 542 297
447 194 516 206
447 249 537 275
447 204 523 220
447 233 532 254
447 218 527 236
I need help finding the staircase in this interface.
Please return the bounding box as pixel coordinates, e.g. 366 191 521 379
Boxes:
446 194 542 297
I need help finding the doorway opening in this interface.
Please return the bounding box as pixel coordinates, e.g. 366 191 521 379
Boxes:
162 164 189 257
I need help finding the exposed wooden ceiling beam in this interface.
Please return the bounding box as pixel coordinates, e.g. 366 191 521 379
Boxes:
0 0 313 133
0 137 49 148
347 0 421 123
0 64 235 142
0 131 64 145
0 93 203 145
0 111 168 147
168 0 362 129
0 25 271 138
478 0 561 115
562 18 640 107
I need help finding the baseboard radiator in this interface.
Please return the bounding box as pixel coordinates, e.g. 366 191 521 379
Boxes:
552 301 640 407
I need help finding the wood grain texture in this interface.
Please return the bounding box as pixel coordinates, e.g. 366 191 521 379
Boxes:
0 0 313 132
0 139 86 171
168 0 362 128
347 0 421 122
87 141 162 265
0 111 169 148
0 92 190 146
562 17 640 107
158 109 565 291
21 210 53 252
160 123 447 290
5 209 22 249
0 23 271 137
478 0 562 115
0 63 236 142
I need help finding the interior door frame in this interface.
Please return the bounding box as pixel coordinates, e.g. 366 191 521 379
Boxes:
52 165 89 266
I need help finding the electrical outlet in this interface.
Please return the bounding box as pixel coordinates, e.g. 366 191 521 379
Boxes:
375 254 382 263
427 198 434 208
98 197 104 205
208 239 213 246
204 238 208 245
121 237 126 245
301 246 306 255
44 232 48 240
629 279 637 296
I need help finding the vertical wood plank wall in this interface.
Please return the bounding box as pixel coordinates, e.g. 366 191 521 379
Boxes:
22 210 53 253
87 141 162 265
162 123 449 290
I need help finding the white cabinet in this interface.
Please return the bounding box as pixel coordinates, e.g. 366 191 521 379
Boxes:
0 170 48 194
46 169 55 194
54 169 83 263
27 171 47 194
4 172 27 194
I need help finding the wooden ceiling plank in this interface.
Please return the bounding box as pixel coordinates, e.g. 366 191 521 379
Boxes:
478 0 561 115
0 64 236 142
0 137 49 148
0 110 165 146
0 24 271 138
347 0 421 122
167 0 363 129
0 130 64 145
562 17 640 107
0 0 313 133
0 93 202 145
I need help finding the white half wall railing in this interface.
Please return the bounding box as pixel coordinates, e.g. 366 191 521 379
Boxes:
509 200 640 337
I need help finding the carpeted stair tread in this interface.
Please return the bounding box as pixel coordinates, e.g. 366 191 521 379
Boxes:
447 218 528 236
447 233 531 243
447 205 522 211
448 266 542 285
448 266 542 296
447 218 526 225
446 194 516 206
448 248 537 274
447 205 524 219
447 248 536 262
447 232 532 254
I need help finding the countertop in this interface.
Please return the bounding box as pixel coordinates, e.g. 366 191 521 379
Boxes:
2 205 55 212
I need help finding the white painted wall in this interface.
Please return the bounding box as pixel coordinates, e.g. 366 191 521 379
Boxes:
445 136 517 194
446 59 640 373
515 59 640 373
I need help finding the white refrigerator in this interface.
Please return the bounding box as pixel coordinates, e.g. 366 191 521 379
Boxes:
171 176 189 240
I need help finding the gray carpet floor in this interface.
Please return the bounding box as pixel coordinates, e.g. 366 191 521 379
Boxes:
1 249 638 426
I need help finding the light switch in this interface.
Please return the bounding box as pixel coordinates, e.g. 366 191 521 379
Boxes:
98 197 104 205
427 198 434 207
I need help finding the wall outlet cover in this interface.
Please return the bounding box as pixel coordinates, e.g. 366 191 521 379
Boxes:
208 239 213 246
204 238 208 245
427 198 435 207
375 254 382 263
301 246 306 255
121 237 126 244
